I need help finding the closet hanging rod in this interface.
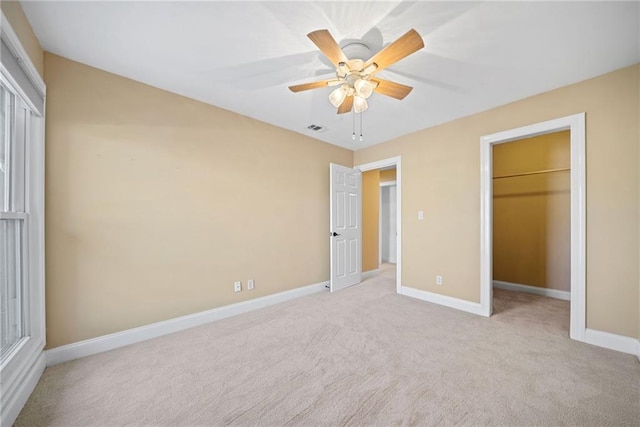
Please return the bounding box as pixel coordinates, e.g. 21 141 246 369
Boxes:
493 167 570 180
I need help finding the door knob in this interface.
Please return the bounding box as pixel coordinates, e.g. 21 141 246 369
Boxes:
331 232 341 237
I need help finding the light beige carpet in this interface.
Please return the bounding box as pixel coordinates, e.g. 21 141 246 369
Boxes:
16 265 640 426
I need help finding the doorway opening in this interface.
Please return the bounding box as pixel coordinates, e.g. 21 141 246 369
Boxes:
379 175 397 266
480 113 586 342
492 130 571 332
357 157 402 294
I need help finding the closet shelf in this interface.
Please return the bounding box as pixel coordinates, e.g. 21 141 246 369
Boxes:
493 167 570 180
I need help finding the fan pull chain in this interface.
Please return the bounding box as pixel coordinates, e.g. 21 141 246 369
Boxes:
359 111 363 142
352 109 356 140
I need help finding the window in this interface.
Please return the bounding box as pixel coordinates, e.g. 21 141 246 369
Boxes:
0 80 28 360
0 15 46 425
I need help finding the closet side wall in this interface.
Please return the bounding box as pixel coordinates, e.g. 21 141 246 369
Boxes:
362 170 380 272
493 131 570 291
380 169 397 182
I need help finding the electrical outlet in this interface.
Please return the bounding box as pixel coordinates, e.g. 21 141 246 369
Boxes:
247 279 254 290
234 281 241 292
436 275 443 286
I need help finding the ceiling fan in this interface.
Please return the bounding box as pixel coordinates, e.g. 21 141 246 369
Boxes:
289 29 424 114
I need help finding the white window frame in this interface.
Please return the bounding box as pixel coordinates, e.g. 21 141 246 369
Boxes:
1 85 28 358
0 12 46 426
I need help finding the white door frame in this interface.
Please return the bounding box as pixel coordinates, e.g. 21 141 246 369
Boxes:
480 113 586 342
356 156 402 293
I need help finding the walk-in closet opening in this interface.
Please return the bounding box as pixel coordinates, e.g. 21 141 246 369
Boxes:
492 130 571 331
361 166 398 287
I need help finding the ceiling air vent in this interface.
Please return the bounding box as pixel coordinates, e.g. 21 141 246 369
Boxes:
307 124 327 133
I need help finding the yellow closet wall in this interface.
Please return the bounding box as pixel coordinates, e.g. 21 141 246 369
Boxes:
493 131 570 291
380 169 397 182
362 170 380 272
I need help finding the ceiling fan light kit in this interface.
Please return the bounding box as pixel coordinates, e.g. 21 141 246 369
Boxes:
289 28 425 121
354 78 374 99
353 95 368 113
329 85 349 107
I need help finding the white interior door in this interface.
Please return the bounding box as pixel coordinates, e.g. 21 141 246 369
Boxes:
330 163 362 292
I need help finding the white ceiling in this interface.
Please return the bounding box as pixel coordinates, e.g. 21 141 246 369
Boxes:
22 1 640 150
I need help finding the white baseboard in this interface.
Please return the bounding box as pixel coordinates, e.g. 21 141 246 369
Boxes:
400 286 484 316
493 280 571 301
584 328 638 355
46 281 329 367
1 351 45 426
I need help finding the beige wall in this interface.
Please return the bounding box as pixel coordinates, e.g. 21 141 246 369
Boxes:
44 53 353 348
493 131 570 291
362 170 380 272
0 0 44 78
7 0 639 346
355 64 640 339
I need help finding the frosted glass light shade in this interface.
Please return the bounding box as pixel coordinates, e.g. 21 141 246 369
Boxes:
329 85 348 108
354 79 374 99
353 95 368 113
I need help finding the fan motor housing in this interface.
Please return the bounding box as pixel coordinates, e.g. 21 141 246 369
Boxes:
341 42 371 61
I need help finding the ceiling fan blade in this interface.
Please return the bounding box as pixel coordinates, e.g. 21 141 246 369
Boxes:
364 29 424 73
337 96 353 114
307 29 349 67
288 80 333 92
371 79 413 100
